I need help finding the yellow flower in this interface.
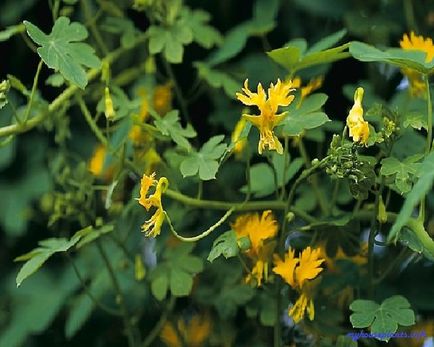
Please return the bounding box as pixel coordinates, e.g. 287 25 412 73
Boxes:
231 210 278 255
272 248 299 288
88 145 106 176
399 32 434 97
231 210 278 286
295 246 325 288
346 87 369 145
236 79 295 155
160 314 212 347
154 82 173 115
288 291 315 323
231 117 248 156
400 32 434 62
291 76 324 102
138 172 169 237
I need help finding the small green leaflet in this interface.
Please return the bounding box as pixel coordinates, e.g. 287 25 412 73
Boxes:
153 110 196 151
180 135 227 180
349 295 415 341
280 93 330 136
182 8 222 49
149 243 203 300
14 225 113 287
24 17 101 89
380 154 422 194
195 62 239 98
207 230 239 262
148 20 193 64
389 152 434 243
267 29 349 75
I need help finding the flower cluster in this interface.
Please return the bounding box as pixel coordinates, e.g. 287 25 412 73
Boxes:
273 247 325 323
236 79 295 155
231 210 278 286
138 172 169 237
346 87 369 145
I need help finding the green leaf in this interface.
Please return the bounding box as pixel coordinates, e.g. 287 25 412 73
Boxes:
403 112 427 131
24 17 101 89
101 17 137 49
195 62 239 98
150 243 203 300
151 270 169 301
389 152 434 242
380 155 422 194
0 24 25 42
170 268 193 296
182 8 222 49
349 296 415 341
282 112 330 136
208 230 239 262
148 20 193 64
307 29 347 54
180 135 227 180
153 110 196 151
268 40 349 74
14 227 91 286
350 41 434 75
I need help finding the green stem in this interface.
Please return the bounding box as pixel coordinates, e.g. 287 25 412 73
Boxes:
162 58 191 123
164 188 316 223
425 75 432 153
403 0 418 32
142 296 176 347
80 0 109 55
165 208 234 242
0 33 148 138
23 59 43 123
373 248 408 285
76 94 108 146
297 140 328 215
67 254 122 316
96 240 138 347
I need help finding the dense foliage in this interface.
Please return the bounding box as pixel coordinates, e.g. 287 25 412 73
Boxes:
1 0 434 346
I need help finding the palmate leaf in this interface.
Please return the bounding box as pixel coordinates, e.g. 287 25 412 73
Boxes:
349 296 415 341
149 243 203 300
182 8 222 49
180 135 227 180
380 154 422 194
153 110 196 151
23 17 101 89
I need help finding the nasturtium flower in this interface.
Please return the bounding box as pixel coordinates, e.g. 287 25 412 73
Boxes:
399 32 434 97
400 32 434 62
346 87 369 145
272 248 299 288
160 314 211 347
236 79 295 155
138 172 169 237
231 210 278 286
289 291 315 323
273 247 325 323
